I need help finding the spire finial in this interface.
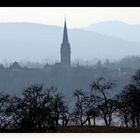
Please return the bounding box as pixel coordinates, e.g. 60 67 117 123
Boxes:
64 15 66 21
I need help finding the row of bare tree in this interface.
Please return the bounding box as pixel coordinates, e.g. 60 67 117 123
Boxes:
0 70 140 132
0 85 69 132
72 70 140 128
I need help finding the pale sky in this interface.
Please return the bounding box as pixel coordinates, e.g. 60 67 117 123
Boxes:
0 7 140 28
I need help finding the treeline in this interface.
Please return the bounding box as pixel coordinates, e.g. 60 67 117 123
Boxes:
0 70 140 132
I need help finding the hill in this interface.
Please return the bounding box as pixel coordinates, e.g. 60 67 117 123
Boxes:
0 22 140 63
85 21 140 42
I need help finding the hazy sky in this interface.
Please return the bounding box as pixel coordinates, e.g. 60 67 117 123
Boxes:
0 7 140 28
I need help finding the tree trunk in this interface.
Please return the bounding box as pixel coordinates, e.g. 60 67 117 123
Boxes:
132 114 135 127
124 115 129 128
136 115 140 127
65 117 69 126
80 117 83 126
131 114 135 127
87 115 91 126
62 116 65 126
108 114 112 126
93 116 96 126
56 113 59 127
80 107 83 126
104 115 109 126
62 115 69 126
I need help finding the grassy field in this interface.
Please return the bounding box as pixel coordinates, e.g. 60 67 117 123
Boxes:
57 125 140 133
1 125 140 133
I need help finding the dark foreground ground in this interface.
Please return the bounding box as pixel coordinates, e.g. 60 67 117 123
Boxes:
57 125 140 133
1 125 140 133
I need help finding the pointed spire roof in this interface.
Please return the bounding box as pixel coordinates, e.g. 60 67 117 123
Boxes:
62 18 69 44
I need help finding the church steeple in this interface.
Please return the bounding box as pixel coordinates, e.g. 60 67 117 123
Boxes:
60 18 71 67
62 19 69 44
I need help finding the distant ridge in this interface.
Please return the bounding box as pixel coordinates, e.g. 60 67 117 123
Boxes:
85 20 140 42
0 22 139 63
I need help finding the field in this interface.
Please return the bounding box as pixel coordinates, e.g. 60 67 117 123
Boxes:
56 125 140 133
1 125 140 133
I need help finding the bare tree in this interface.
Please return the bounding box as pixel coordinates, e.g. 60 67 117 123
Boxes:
6 85 69 132
6 84 55 132
115 93 130 127
73 89 89 126
0 93 11 131
50 87 69 128
90 77 116 126
117 83 140 127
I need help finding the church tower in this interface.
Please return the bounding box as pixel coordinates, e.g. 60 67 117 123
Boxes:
60 19 71 67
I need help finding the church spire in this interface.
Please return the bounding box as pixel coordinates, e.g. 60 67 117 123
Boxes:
62 18 69 44
60 18 71 67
